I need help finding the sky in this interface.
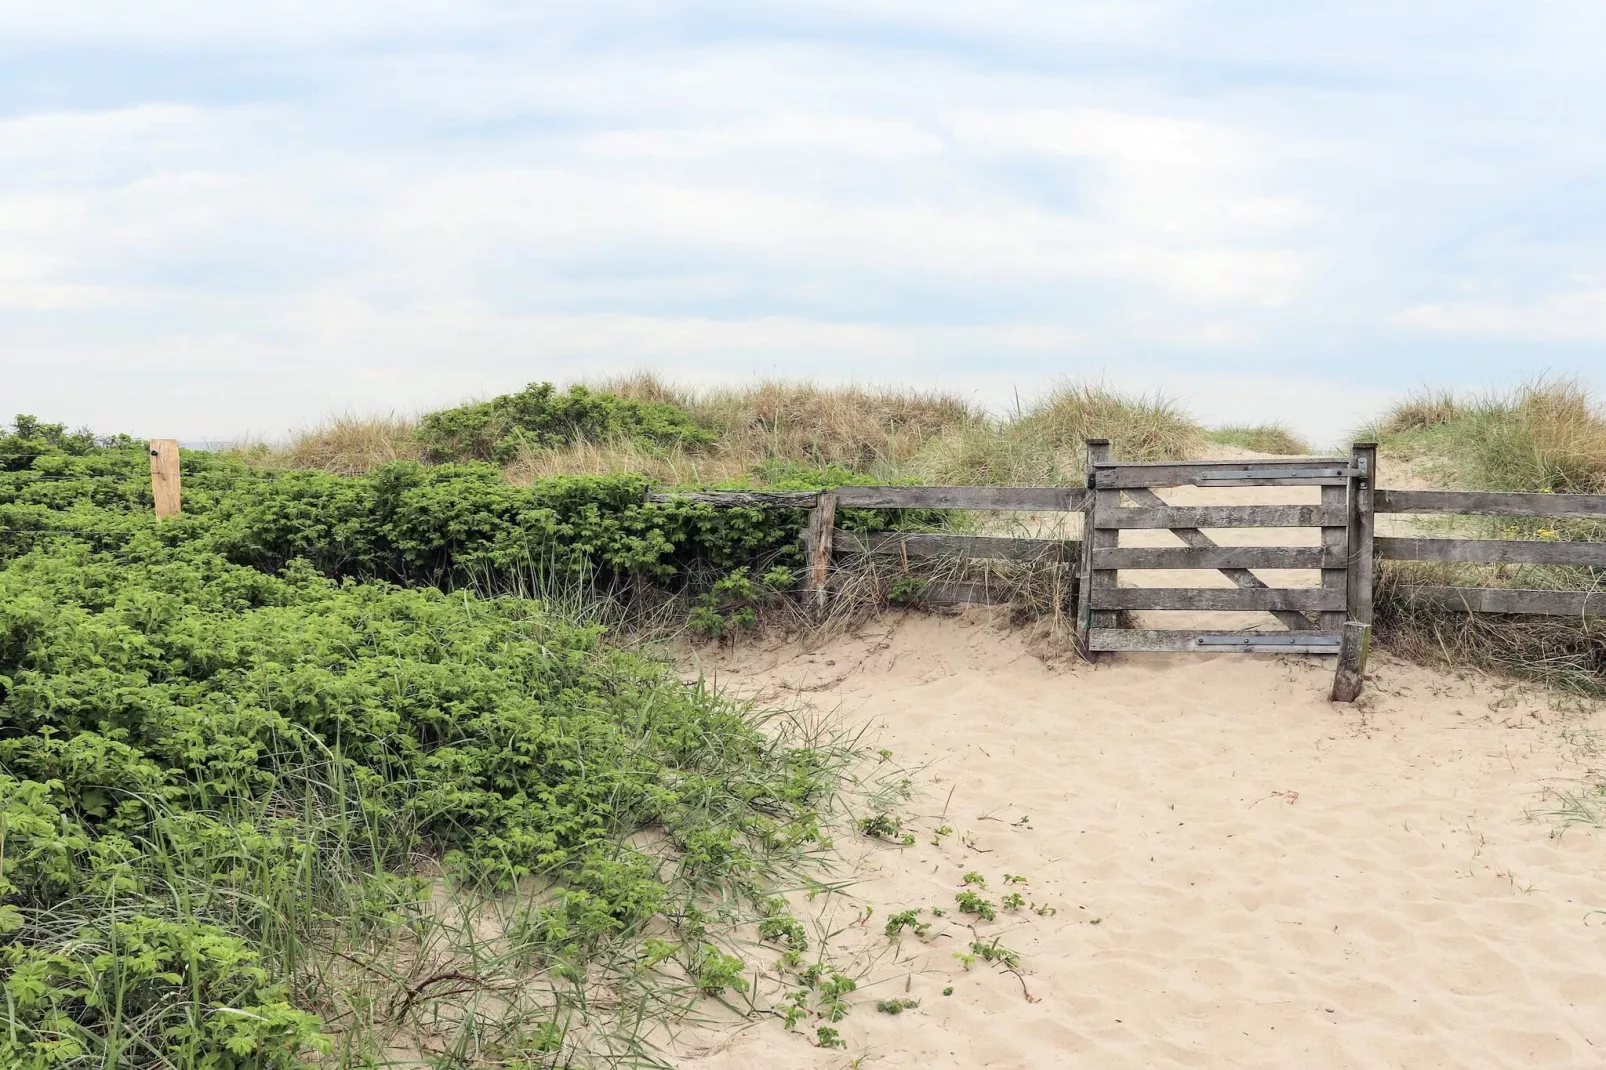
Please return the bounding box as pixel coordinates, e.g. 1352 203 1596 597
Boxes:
2 2 1603 447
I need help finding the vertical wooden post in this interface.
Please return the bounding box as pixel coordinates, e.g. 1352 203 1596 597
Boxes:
1319 483 1347 632
1076 439 1112 657
1346 442 1377 626
1330 620 1372 702
805 492 838 612
149 439 181 520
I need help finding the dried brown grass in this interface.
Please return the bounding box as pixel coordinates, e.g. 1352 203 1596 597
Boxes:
254 413 424 476
917 381 1202 486
1203 424 1311 456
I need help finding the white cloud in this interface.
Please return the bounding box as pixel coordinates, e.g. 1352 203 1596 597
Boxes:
2 2 1604 446
1397 287 1606 342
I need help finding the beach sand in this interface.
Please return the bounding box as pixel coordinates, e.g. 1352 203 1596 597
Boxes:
672 484 1606 1069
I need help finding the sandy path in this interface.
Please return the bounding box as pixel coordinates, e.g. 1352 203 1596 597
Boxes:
678 615 1606 1069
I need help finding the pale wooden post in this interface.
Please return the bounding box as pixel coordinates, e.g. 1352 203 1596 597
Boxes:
1346 442 1377 625
1076 439 1112 657
149 439 181 520
805 492 838 612
1330 621 1371 702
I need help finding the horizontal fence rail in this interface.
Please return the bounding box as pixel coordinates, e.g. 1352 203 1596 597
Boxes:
1091 546 1342 569
1377 536 1606 567
647 490 822 507
1390 586 1606 617
1093 458 1352 489
1094 588 1347 612
833 529 1078 563
1096 505 1345 529
1375 489 1606 518
1088 629 1345 653
832 485 1088 511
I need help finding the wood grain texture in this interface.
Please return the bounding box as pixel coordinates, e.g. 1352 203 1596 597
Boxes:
1095 587 1346 611
833 529 1078 562
1093 459 1349 489
1094 505 1345 529
1375 489 1606 518
1116 487 1318 632
1376 537 1606 567
806 493 838 610
1330 621 1372 702
1392 585 1606 616
1091 546 1338 569
1320 483 1348 631
648 490 821 508
148 439 181 520
1088 629 1343 653
1347 443 1377 626
832 485 1088 511
1078 440 1115 653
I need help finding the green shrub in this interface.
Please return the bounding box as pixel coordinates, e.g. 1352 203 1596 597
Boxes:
0 424 872 1066
415 382 716 464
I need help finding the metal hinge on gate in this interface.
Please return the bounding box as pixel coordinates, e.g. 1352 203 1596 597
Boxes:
1194 634 1342 653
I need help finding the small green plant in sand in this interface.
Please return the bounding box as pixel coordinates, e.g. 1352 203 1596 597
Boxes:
815 1026 846 1049
954 891 997 921
970 938 1022 969
884 909 932 941
858 813 915 844
1002 892 1026 911
875 998 920 1015
961 871 987 888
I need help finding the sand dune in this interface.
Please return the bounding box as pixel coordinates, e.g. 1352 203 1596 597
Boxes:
677 611 1606 1069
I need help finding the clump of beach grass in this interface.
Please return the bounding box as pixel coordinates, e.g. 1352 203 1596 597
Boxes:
917 381 1202 486
247 412 424 475
1203 424 1311 456
1361 377 1606 492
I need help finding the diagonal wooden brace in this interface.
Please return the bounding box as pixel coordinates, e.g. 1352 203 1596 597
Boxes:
1121 486 1318 632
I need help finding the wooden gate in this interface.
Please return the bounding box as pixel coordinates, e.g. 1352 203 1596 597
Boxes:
1077 440 1369 655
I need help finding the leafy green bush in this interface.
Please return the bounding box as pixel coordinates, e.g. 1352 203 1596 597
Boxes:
0 421 881 1066
414 382 716 464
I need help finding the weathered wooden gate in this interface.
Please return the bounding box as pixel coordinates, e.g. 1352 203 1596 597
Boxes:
1077 440 1371 655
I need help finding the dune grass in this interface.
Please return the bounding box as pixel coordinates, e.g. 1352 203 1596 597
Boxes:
248 412 424 475
1364 378 1606 697
915 382 1202 486
1202 424 1311 456
1361 377 1606 493
256 375 1218 489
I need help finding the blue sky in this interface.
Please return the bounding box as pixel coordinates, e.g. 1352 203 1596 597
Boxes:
2 2 1603 446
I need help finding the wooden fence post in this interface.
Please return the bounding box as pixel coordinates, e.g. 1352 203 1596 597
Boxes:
1076 439 1112 656
805 492 838 612
1330 621 1372 702
149 439 181 520
1346 442 1377 625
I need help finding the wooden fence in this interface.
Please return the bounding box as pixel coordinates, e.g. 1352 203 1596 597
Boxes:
644 447 1606 626
1373 488 1606 616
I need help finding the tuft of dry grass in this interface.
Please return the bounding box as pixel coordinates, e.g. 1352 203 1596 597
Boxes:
1459 377 1606 493
1367 387 1463 438
1376 560 1606 697
501 435 751 487
917 381 1201 486
1361 377 1606 493
1021 381 1202 459
690 380 979 475
1203 424 1311 456
253 413 424 475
